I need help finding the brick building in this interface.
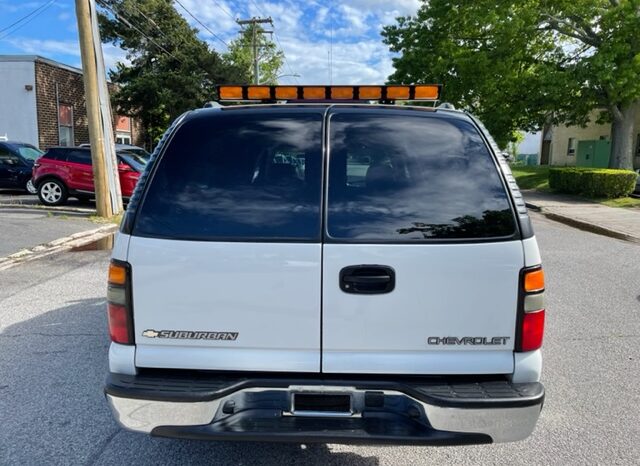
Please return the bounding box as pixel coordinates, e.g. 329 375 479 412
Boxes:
0 55 144 149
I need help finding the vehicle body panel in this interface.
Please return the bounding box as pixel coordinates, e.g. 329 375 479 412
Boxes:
128 237 322 372
322 242 523 374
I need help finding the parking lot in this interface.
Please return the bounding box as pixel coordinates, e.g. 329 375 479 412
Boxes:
0 212 638 465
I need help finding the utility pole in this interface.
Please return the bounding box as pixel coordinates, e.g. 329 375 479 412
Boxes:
75 0 122 218
236 17 273 84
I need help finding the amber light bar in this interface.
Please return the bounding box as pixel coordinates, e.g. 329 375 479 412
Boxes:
216 84 441 102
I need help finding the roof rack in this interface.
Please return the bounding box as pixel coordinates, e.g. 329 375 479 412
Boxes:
214 84 441 104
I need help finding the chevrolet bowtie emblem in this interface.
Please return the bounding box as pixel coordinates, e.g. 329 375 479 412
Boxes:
142 329 159 338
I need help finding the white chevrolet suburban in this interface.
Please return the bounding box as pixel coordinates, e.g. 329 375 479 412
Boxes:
105 85 545 445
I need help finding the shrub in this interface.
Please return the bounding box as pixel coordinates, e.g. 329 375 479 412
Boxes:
549 167 638 198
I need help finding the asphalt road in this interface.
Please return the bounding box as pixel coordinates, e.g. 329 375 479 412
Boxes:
0 207 97 258
0 191 97 258
0 212 638 465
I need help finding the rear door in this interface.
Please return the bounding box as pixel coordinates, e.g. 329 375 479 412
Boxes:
128 109 325 372
322 109 523 375
66 150 94 191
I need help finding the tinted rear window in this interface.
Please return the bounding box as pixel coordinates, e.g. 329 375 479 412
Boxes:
327 112 516 241
133 112 323 240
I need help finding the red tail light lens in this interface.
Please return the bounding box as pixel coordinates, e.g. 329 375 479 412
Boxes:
517 266 545 352
520 310 545 352
107 260 133 344
108 303 131 344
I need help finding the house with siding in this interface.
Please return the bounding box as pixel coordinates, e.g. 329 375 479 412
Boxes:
0 55 144 150
539 111 640 169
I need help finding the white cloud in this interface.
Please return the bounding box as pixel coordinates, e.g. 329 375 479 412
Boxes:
6 37 129 74
263 1 420 84
7 38 80 57
102 43 131 71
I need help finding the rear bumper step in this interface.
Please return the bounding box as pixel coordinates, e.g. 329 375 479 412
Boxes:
105 371 544 445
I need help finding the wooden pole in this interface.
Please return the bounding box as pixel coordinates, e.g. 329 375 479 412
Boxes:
75 0 113 218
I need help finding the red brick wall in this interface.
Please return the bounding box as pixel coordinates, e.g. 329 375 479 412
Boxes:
34 60 145 149
35 61 87 149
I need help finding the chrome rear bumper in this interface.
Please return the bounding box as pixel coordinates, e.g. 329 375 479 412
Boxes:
106 375 543 444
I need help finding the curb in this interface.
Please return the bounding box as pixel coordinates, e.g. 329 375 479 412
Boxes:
526 201 640 244
0 224 117 271
0 203 95 215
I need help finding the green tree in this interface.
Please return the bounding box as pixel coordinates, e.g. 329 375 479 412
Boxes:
223 24 284 85
508 132 525 160
98 0 248 144
383 0 640 169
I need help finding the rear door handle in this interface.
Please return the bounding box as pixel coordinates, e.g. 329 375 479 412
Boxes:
340 265 395 294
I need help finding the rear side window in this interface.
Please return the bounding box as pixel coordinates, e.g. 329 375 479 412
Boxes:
67 150 92 164
327 112 516 241
43 149 65 161
134 112 323 240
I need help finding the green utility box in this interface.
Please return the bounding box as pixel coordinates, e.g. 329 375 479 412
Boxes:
576 140 611 168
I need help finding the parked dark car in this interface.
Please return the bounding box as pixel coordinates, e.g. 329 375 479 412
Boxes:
0 141 43 193
32 147 147 206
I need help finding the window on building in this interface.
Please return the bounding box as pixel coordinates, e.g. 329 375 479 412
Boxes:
116 134 132 145
636 134 640 157
599 135 609 140
567 137 577 156
58 104 74 146
116 116 132 145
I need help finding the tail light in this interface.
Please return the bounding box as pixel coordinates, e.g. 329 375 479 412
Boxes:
107 260 134 344
516 266 545 352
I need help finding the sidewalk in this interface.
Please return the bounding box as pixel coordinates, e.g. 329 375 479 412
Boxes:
522 190 640 243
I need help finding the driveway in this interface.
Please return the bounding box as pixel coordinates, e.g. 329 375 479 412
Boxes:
0 212 638 465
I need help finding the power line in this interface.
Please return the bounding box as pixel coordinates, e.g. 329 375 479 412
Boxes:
329 0 333 84
0 0 56 40
248 0 267 18
274 33 299 84
97 0 225 83
237 16 273 84
96 0 183 64
127 2 172 42
211 0 236 21
174 0 229 49
245 0 300 83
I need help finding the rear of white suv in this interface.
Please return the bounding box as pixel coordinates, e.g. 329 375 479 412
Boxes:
105 102 545 445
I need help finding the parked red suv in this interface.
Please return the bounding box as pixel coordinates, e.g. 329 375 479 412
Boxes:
32 147 146 206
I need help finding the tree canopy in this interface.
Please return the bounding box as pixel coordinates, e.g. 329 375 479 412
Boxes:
98 0 248 144
383 0 640 168
223 23 284 85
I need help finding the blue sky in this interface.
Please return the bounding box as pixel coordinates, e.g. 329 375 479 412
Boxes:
0 0 540 152
0 0 421 84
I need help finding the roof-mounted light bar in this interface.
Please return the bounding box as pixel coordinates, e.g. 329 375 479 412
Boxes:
215 84 441 102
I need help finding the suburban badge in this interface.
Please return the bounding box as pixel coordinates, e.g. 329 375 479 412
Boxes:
141 329 239 341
